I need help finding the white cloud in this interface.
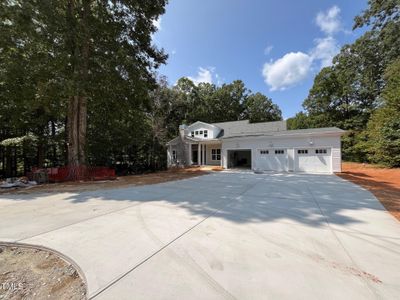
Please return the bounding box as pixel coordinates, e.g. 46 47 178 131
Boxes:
310 36 339 68
264 45 273 55
153 17 162 30
262 52 313 91
262 6 344 91
316 6 341 35
188 67 214 85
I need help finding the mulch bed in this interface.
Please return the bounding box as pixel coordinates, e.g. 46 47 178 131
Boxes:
0 167 211 195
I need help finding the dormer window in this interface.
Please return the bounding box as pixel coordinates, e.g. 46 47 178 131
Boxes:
199 130 203 135
204 130 208 138
195 131 199 135
191 131 194 137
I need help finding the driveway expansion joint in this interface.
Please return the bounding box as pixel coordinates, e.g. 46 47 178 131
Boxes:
89 181 259 299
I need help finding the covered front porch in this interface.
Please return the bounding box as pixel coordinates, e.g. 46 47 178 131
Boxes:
189 141 222 166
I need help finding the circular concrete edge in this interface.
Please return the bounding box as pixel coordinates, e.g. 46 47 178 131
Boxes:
0 241 88 299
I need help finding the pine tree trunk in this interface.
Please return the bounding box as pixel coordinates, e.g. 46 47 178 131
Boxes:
78 0 90 165
78 96 87 164
67 96 80 167
66 0 91 180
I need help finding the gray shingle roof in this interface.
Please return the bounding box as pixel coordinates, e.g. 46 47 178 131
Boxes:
167 120 345 144
211 120 287 138
221 127 345 139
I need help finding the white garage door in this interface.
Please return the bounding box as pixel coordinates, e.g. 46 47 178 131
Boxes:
256 149 288 171
295 148 331 173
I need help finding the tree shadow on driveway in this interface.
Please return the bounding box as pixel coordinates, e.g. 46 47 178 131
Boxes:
0 172 390 230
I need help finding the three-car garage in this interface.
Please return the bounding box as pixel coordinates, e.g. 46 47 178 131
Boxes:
222 129 344 174
226 147 333 173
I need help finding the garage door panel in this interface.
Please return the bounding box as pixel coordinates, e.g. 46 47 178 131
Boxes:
256 149 288 171
295 148 331 173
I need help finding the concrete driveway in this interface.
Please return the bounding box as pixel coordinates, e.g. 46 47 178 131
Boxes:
1 172 399 299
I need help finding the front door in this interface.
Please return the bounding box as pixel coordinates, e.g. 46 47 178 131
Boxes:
192 150 198 165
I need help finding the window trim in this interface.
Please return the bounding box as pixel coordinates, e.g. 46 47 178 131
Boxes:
211 148 221 161
297 149 308 154
315 149 328 154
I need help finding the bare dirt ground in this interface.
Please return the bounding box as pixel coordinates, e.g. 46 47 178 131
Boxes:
0 245 86 300
0 166 222 195
337 162 400 221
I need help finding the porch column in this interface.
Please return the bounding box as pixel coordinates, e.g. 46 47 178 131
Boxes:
188 143 192 165
168 144 171 166
203 144 206 165
198 143 201 165
201 144 204 165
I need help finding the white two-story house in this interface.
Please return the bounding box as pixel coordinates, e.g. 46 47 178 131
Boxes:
166 120 345 174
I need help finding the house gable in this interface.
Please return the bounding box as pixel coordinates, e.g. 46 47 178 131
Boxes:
186 121 221 140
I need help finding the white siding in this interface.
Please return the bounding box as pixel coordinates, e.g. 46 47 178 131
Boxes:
331 147 342 172
287 148 295 171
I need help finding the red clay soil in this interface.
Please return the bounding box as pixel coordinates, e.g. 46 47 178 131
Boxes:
337 162 400 221
0 167 222 195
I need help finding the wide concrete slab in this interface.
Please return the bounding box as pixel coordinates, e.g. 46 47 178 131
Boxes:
1 172 399 299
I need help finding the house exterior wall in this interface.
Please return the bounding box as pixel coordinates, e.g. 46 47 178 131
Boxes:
221 134 342 173
167 138 190 167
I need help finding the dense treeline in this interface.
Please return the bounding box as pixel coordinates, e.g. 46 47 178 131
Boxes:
0 0 169 177
0 0 281 178
287 0 400 167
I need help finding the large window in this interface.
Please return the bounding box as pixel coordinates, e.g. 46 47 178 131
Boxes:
211 149 221 160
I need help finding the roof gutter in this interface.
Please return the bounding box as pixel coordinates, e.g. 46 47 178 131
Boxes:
221 131 346 140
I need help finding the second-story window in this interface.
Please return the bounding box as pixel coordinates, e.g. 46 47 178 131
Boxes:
191 131 194 137
204 130 208 138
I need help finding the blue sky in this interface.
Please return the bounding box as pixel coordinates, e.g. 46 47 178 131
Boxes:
153 0 368 119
